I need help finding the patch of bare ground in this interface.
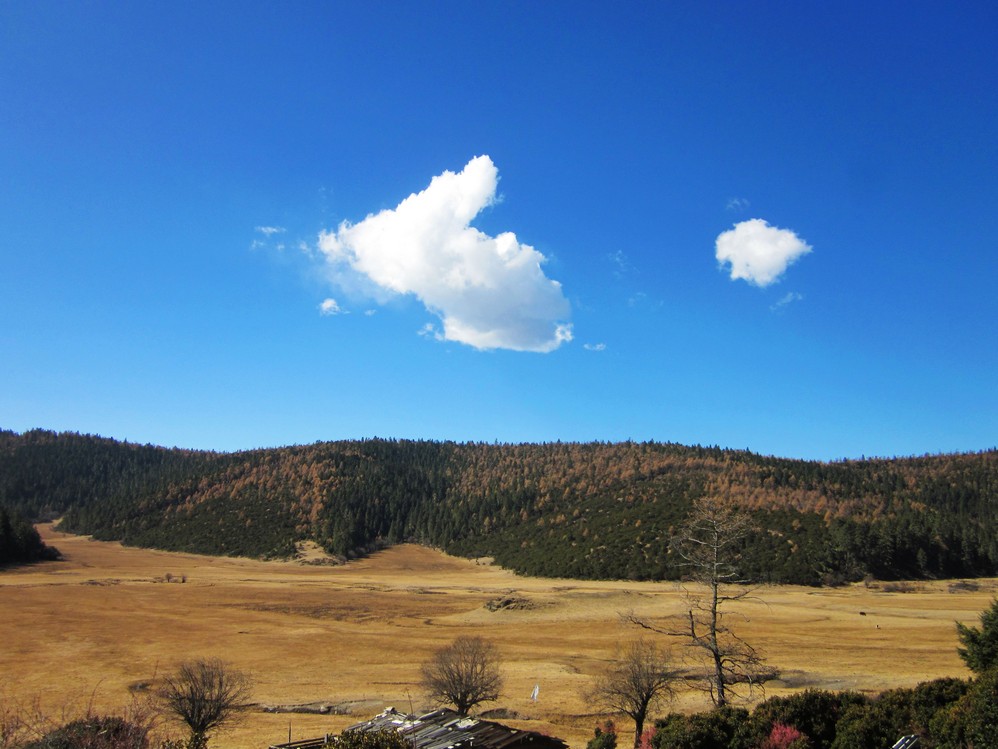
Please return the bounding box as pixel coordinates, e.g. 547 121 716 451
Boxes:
1 524 992 749
293 540 344 566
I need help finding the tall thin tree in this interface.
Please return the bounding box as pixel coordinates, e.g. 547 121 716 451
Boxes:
629 497 764 708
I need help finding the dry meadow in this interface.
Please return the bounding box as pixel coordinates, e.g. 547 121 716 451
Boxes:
1 525 992 748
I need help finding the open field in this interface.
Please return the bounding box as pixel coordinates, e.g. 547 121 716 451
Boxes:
1 525 994 748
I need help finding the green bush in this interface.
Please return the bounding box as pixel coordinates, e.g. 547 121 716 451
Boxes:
930 669 998 749
653 707 748 749
739 689 866 749
831 677 967 749
587 720 617 749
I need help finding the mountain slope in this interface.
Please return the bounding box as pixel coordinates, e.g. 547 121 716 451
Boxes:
2 429 996 584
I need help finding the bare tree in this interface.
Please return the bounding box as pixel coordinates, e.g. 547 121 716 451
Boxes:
421 636 503 715
0 693 28 749
630 497 764 708
159 659 250 748
587 640 677 749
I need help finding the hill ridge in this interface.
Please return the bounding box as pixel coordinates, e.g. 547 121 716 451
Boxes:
2 428 996 585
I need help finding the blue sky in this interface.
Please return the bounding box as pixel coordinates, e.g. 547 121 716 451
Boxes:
2 2 995 460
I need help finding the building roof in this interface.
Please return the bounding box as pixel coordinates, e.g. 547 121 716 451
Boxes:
345 707 569 749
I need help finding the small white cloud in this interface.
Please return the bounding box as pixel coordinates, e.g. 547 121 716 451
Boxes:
608 250 632 277
256 226 286 237
726 197 750 211
317 156 571 353
319 298 344 316
251 225 290 253
626 292 662 310
770 291 804 311
583 342 606 351
418 322 442 340
256 226 287 237
715 218 812 287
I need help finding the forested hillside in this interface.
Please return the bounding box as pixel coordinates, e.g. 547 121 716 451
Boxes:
2 429 996 584
0 505 60 566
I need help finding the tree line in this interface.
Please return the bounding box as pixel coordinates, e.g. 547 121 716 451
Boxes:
2 429 997 585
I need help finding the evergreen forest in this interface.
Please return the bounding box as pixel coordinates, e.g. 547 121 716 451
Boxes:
0 505 59 566
2 429 996 585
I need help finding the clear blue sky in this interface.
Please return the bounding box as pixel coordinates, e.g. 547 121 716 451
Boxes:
2 2 995 460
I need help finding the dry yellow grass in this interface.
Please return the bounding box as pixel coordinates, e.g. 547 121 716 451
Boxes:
1 525 992 749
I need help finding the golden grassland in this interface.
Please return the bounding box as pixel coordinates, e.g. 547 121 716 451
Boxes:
1 525 993 749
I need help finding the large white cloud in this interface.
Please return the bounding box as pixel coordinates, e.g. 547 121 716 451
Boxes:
715 218 812 287
318 156 572 352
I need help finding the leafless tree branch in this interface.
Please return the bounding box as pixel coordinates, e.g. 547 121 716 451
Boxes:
625 497 768 708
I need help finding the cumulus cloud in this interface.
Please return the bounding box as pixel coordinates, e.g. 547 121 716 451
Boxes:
583 342 607 351
726 197 750 211
715 218 812 287
319 298 344 316
317 156 572 353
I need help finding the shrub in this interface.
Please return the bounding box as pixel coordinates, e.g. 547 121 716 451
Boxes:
829 678 967 749
637 726 655 749
159 658 249 746
761 723 812 749
0 695 28 749
653 707 748 749
929 669 998 749
587 720 617 749
334 728 410 749
739 689 866 749
22 715 149 749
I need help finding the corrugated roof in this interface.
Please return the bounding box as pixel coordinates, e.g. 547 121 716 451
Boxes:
345 707 568 749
